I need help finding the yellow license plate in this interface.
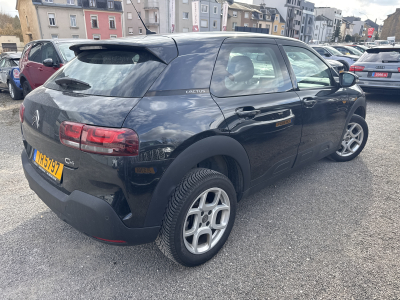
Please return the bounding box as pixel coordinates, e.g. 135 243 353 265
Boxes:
276 119 291 127
33 149 64 182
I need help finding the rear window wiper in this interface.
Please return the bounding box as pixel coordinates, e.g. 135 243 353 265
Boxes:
382 60 400 63
55 77 91 90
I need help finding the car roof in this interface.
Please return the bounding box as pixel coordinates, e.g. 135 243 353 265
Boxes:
2 52 22 59
28 38 90 45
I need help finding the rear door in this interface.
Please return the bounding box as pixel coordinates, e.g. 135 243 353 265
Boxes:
210 38 303 187
0 58 6 88
280 43 349 167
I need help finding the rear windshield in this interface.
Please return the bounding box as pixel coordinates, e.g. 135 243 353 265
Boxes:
358 49 400 63
45 49 166 98
57 43 76 62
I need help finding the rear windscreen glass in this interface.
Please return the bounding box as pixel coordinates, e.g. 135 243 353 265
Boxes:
57 43 76 62
359 50 400 63
45 49 166 97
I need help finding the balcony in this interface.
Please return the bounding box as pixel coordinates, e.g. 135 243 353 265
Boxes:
144 0 158 9
145 17 159 26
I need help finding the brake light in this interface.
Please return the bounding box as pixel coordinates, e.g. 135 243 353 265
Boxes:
398 67 400 72
13 69 20 79
350 66 365 72
59 121 139 156
19 104 25 123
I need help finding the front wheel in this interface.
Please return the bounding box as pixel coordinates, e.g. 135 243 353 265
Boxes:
156 168 237 267
329 114 368 162
22 80 32 98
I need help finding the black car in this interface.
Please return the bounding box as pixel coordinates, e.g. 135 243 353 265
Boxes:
0 52 23 100
20 33 368 266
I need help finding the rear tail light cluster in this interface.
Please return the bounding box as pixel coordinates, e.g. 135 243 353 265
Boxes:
398 67 400 72
19 104 25 123
350 66 365 72
60 121 139 156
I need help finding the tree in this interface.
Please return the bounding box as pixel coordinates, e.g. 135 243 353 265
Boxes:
345 34 352 42
375 32 380 40
0 13 23 41
331 21 342 42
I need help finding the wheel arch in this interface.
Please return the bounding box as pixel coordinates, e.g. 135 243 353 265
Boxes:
143 135 251 227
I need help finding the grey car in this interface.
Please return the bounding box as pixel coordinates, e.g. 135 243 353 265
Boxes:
351 46 400 94
311 46 359 71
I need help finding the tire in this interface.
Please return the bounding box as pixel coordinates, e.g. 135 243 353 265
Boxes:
156 168 237 267
328 114 368 162
8 81 23 100
22 80 32 98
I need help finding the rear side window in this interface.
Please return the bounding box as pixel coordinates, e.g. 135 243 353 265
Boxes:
358 49 400 63
45 49 166 98
41 42 60 64
10 59 19 66
211 43 292 97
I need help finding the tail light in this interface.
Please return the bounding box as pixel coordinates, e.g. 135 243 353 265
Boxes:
398 67 400 72
350 66 365 72
13 69 20 79
59 121 139 156
19 103 25 123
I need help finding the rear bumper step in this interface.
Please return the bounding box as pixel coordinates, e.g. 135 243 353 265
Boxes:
21 150 160 245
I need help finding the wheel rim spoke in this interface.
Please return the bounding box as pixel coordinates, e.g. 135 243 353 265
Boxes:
336 122 364 157
210 204 230 230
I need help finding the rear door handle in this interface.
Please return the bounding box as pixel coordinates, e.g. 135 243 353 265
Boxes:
303 98 317 108
236 107 261 118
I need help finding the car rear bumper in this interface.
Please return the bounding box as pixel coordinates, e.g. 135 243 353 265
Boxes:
21 150 160 246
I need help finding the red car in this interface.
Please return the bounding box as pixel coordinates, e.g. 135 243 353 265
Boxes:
19 39 87 97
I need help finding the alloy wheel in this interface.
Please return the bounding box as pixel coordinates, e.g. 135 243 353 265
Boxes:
336 122 364 157
183 187 230 254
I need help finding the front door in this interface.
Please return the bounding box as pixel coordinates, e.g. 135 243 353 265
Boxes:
25 42 43 89
210 39 303 187
281 44 349 167
39 42 61 86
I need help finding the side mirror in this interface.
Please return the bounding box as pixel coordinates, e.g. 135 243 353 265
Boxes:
43 58 54 67
324 53 331 57
339 72 358 88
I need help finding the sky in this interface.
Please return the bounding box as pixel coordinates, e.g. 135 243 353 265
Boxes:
1 0 399 24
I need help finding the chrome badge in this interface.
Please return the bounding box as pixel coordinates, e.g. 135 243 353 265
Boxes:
32 110 40 129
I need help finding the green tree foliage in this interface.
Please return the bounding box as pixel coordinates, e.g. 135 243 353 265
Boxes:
331 22 342 43
345 34 352 42
0 13 23 41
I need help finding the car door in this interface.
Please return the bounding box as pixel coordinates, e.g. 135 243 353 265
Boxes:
280 44 349 167
0 58 6 88
39 42 62 86
25 42 44 88
210 38 303 187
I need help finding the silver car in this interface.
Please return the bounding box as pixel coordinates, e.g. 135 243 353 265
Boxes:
351 46 400 94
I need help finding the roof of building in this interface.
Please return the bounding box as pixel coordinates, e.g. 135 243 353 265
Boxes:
262 7 286 23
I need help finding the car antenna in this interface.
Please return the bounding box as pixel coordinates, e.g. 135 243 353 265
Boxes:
129 0 156 35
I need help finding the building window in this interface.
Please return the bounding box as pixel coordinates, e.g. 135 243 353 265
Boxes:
282 25 285 28
128 27 133 34
183 0 188 3
72 35 79 38
70 15 77 27
44 0 53 2
275 15 278 21
89 0 95 7
110 35 117 38
252 24 256 28
244 23 248 27
138 0 140 3
259 24 262 28
201 5 208 13
183 12 189 19
244 12 249 18
51 34 58 39
48 13 56 26
266 15 270 20
201 20 208 28
67 0 75 4
274 25 277 32
91 15 98 28
281 30 284 35
109 16 116 29
213 6 217 14
127 0 130 3
127 12 132 19
108 0 114 9
139 27 143 34
93 34 100 40
183 27 189 32
232 11 237 17
213 20 217 28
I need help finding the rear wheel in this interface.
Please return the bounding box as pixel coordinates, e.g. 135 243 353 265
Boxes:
22 80 32 98
329 114 368 162
8 81 23 100
156 168 237 267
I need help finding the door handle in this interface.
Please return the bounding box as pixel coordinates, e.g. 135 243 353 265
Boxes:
236 107 261 118
303 98 317 108
38 67 43 71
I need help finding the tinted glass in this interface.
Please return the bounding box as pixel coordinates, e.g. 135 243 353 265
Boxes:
358 49 400 63
41 42 60 63
314 47 328 56
45 49 167 98
284 46 332 89
344 46 362 56
10 59 19 66
57 43 76 62
325 46 343 56
211 43 292 97
0 59 5 67
28 43 43 63
3 60 11 67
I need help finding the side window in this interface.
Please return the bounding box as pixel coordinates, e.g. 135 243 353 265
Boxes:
283 46 332 89
28 43 43 63
0 59 6 67
211 43 293 97
4 60 11 67
314 47 327 56
41 42 60 64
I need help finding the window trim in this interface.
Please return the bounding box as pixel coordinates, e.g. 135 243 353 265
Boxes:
93 34 101 40
72 34 79 38
139 27 143 34
67 0 75 5
89 0 96 7
201 4 209 13
200 19 208 28
48 12 56 26
213 6 218 14
127 12 133 20
51 34 58 39
109 16 116 29
182 12 189 19
128 27 134 34
90 14 99 29
107 0 114 9
70 14 77 27
232 11 237 17
110 34 117 38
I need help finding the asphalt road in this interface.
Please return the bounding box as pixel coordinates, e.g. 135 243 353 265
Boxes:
0 90 399 299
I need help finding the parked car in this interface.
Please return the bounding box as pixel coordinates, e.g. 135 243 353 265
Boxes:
19 39 87 98
350 45 400 94
311 45 359 70
20 33 368 267
0 52 23 100
326 59 345 73
348 44 369 53
374 40 390 46
331 45 363 57
364 42 376 48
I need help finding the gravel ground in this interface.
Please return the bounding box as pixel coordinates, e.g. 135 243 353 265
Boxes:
0 90 399 299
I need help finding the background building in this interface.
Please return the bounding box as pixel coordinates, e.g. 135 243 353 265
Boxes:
314 7 342 41
313 15 333 42
0 35 25 53
300 1 314 43
343 16 365 39
284 0 302 39
381 8 400 41
340 19 354 40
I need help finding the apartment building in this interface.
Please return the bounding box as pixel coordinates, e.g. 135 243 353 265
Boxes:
313 15 333 42
285 0 302 39
265 7 285 36
381 8 400 42
299 1 314 43
225 2 257 30
343 17 365 37
314 7 342 37
340 19 354 39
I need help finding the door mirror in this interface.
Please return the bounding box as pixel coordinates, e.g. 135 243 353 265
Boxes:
43 58 54 67
339 72 358 87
